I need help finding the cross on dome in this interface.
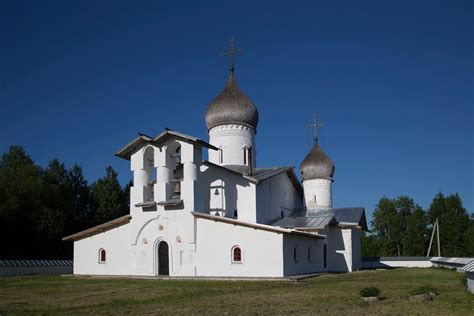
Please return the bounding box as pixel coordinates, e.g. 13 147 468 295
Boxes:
220 37 244 74
306 114 325 144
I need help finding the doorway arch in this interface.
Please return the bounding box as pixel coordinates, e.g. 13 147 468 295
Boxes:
156 241 169 276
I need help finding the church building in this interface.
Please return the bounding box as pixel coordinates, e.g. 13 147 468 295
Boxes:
64 55 367 277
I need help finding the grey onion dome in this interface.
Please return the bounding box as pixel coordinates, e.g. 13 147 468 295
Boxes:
205 73 259 131
300 142 335 181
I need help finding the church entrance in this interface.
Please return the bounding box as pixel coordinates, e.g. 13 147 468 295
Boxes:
157 241 169 276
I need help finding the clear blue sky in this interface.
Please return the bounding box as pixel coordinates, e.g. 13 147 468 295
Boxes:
1 1 473 222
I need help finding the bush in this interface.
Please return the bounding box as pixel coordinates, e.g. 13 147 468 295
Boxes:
359 287 381 298
409 286 439 296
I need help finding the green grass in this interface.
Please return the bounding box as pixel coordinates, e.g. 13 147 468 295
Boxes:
0 268 472 315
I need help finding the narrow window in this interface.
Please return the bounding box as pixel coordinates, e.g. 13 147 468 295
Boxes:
232 246 242 263
323 244 327 268
99 249 106 263
234 210 238 218
219 148 223 164
293 247 297 263
308 247 311 262
281 211 284 219
243 147 247 165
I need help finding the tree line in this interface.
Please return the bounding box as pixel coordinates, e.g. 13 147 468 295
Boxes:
362 194 474 257
0 146 131 259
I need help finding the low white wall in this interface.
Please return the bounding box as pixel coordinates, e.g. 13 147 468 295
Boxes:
362 257 433 269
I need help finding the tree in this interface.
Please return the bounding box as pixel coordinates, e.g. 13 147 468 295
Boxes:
427 193 470 256
68 164 92 232
0 146 42 258
370 196 428 256
90 166 127 224
465 214 474 256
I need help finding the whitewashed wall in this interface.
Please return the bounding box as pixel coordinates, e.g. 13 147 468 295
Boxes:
467 273 474 294
195 218 284 277
73 223 131 275
325 227 353 272
282 234 325 276
208 124 256 167
199 164 256 221
256 172 303 224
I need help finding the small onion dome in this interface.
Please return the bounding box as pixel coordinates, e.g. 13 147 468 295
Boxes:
300 143 335 181
205 73 259 131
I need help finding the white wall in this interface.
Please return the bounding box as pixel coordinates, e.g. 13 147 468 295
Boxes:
208 124 256 167
256 172 303 224
467 273 474 294
74 223 132 275
199 164 256 222
195 218 284 277
303 178 332 209
282 234 325 276
325 227 354 272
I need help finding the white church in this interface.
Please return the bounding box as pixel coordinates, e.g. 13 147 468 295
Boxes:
64 62 367 278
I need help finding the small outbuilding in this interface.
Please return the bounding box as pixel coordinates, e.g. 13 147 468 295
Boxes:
458 260 474 294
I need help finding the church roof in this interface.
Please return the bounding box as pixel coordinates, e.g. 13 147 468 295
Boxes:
62 215 132 241
300 142 335 181
115 129 218 160
272 207 367 231
205 73 259 131
192 212 325 239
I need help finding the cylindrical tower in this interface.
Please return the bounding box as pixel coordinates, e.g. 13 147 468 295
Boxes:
205 72 259 168
300 142 335 209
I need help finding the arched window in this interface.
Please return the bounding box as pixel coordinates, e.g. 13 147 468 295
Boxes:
232 246 242 263
99 248 106 263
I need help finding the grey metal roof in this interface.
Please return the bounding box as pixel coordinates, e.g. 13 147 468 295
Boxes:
205 73 259 131
431 257 474 266
0 260 72 267
458 260 474 272
272 215 336 229
300 143 335 181
272 207 367 230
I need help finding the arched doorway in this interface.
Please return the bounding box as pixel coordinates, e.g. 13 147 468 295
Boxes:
157 241 169 276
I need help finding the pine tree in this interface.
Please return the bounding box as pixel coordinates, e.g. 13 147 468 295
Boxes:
90 166 127 224
427 192 470 256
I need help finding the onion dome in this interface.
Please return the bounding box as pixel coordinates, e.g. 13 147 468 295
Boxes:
300 143 335 181
205 73 259 131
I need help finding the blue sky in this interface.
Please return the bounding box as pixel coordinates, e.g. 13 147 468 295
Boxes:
1 0 472 221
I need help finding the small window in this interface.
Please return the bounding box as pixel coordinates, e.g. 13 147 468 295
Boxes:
243 147 247 165
308 247 311 262
219 147 223 164
323 244 327 268
232 246 242 263
234 210 238 218
281 211 284 219
293 247 297 263
99 248 106 263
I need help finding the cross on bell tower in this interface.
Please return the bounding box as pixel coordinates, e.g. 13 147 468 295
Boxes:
220 37 244 74
306 114 325 144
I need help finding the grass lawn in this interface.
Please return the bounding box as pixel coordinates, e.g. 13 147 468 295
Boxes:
0 268 472 315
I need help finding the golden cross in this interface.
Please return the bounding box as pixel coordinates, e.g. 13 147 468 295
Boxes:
220 37 244 74
306 114 325 144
